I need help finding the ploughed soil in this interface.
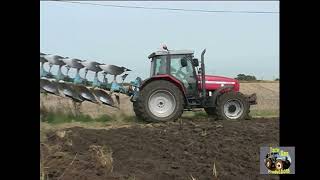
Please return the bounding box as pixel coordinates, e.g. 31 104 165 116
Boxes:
41 118 279 180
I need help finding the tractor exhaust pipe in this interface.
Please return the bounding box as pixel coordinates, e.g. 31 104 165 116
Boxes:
201 49 206 99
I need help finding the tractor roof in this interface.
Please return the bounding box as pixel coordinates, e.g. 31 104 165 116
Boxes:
148 50 194 59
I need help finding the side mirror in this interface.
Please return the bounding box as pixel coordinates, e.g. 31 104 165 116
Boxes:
192 58 199 67
181 58 188 67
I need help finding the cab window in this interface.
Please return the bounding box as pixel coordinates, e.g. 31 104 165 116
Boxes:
151 56 167 76
170 55 197 92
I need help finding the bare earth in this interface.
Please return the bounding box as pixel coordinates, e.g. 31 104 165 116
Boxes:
41 117 279 180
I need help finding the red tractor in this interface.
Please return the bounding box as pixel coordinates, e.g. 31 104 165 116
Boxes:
132 47 257 122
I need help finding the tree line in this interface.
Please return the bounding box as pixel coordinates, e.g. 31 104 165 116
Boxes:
234 74 279 81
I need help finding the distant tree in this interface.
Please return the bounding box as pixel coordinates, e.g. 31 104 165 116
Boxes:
235 74 257 81
275 78 280 81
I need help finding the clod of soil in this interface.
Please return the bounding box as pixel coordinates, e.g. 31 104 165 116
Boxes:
41 118 279 180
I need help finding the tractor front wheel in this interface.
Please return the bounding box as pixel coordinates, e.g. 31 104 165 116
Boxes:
216 91 250 121
133 80 184 122
283 160 291 169
275 160 283 170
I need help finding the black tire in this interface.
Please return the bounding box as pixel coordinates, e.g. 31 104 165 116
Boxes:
283 160 291 169
265 159 273 170
133 100 143 120
216 91 250 121
133 80 184 122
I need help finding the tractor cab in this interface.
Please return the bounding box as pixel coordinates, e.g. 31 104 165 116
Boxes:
148 50 199 98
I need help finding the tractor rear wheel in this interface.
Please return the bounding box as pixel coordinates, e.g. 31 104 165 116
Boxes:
133 80 184 122
216 91 249 121
265 159 273 170
133 101 143 120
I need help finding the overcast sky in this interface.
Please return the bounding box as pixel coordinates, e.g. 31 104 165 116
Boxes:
40 1 279 81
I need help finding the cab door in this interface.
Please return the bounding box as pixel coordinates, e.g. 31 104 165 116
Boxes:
169 55 198 97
